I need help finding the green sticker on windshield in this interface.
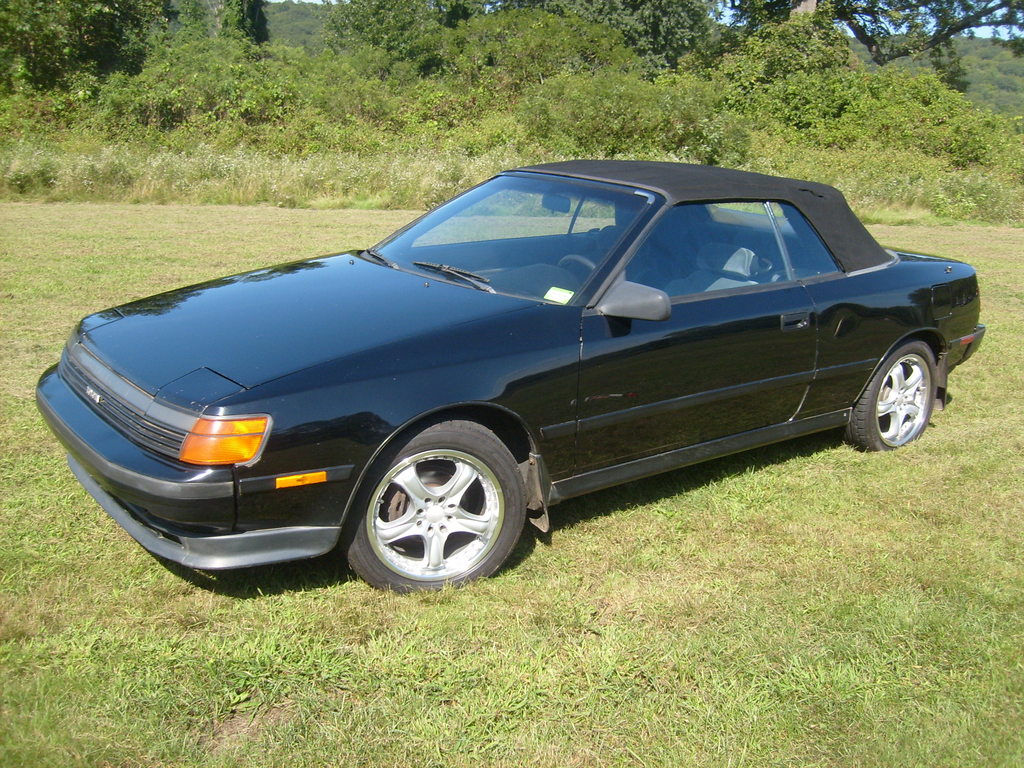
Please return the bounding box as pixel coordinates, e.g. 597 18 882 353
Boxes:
544 286 574 305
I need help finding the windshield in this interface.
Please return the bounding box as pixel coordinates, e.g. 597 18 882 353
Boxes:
376 174 652 304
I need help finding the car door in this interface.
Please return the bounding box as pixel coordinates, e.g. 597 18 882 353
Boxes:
576 201 818 473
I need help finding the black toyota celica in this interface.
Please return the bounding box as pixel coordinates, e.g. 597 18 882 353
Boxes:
36 160 985 591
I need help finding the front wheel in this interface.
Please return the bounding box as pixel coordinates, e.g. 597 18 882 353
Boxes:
346 420 527 591
846 341 936 451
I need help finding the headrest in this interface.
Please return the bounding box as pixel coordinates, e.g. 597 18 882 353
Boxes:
697 244 757 278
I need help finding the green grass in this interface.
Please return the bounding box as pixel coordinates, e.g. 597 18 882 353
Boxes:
1 203 1022 767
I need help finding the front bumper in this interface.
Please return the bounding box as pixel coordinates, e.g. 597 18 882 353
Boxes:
36 366 340 570
66 455 340 569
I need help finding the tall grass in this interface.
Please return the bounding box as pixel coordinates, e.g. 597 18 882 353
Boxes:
745 138 1024 225
0 143 535 210
4 141 1023 223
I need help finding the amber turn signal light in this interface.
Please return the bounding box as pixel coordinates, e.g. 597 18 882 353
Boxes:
179 415 270 466
275 471 327 489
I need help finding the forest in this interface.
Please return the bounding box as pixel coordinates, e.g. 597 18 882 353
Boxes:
1 0 1022 222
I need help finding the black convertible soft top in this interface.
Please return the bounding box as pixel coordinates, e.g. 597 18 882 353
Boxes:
517 160 890 273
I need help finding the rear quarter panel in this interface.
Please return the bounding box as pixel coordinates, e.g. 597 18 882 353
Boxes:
799 253 980 417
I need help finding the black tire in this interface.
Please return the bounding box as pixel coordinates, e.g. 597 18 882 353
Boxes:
846 340 936 452
345 420 527 591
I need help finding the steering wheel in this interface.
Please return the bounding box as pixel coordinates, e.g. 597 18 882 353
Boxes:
753 255 785 283
557 254 597 282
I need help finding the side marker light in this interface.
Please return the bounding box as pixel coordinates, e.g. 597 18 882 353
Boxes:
275 471 327 489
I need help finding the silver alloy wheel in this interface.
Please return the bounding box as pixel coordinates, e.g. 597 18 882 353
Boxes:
366 449 504 581
876 353 932 447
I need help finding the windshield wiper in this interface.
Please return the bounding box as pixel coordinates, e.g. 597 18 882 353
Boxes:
358 247 397 268
412 261 494 292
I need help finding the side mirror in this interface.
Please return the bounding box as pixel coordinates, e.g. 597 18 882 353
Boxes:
595 280 671 322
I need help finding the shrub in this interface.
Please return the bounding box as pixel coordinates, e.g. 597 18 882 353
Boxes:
520 70 749 165
1 8 1021 224
94 37 300 134
441 9 637 95
717 11 853 104
714 15 1018 170
841 68 1015 168
747 67 1018 169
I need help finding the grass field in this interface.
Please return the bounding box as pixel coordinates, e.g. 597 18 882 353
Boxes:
1 203 1022 767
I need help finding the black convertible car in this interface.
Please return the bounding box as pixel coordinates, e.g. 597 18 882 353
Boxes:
37 161 984 590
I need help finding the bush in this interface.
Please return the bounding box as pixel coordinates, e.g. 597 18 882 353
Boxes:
94 37 299 134
441 9 636 95
520 70 749 165
840 68 1016 168
715 14 1020 171
717 11 853 103
749 68 1016 169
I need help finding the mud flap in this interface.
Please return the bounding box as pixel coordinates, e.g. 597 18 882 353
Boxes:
934 352 949 411
521 452 551 533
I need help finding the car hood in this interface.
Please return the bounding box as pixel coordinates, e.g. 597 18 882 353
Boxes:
80 254 534 397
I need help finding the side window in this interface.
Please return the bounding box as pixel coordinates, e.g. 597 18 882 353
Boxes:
769 202 840 279
626 201 789 297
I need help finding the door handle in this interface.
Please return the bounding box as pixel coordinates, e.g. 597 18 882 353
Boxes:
780 312 811 332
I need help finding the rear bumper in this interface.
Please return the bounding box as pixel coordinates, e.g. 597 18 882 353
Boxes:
949 323 986 369
37 366 340 570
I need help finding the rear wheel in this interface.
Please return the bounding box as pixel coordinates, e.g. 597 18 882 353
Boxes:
846 341 935 451
346 420 527 591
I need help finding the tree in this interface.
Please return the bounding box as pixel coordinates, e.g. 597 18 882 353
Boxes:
221 0 268 43
725 1 1024 66
496 0 716 68
0 0 165 90
717 7 852 99
322 0 714 70
442 8 636 91
322 0 441 60
176 0 212 38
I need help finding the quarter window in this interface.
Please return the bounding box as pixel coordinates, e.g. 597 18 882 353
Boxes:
769 202 840 278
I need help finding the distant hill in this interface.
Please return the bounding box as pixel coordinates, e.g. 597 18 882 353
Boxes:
265 0 323 50
953 37 1024 116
